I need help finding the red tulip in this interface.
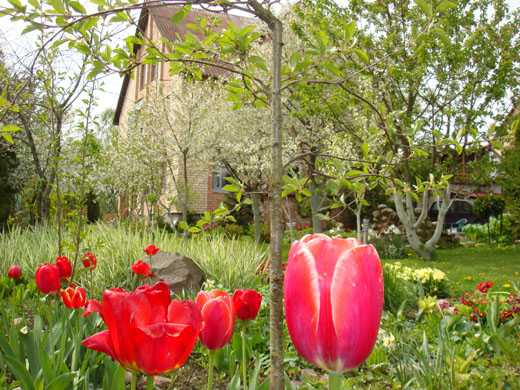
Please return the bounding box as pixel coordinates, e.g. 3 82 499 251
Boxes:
144 244 160 256
55 256 72 279
35 263 61 294
82 252 97 270
7 265 22 280
61 286 87 309
196 290 235 350
284 234 384 372
82 282 201 375
233 289 262 321
82 299 102 318
476 281 493 293
131 260 153 277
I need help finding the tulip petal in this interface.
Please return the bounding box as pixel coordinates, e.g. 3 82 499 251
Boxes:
133 323 197 375
82 330 115 359
284 237 321 365
168 300 202 332
330 245 383 370
83 299 102 318
199 297 234 350
315 238 356 367
101 288 136 365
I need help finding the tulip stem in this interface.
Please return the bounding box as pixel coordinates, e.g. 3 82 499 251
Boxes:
146 375 154 390
207 349 216 390
328 372 343 390
130 372 137 390
241 325 248 390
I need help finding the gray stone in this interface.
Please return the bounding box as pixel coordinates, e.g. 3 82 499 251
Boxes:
150 251 205 294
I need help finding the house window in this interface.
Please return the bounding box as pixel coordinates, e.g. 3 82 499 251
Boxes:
212 166 229 192
139 64 146 90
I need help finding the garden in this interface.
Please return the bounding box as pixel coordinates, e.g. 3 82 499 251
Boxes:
1 0 520 388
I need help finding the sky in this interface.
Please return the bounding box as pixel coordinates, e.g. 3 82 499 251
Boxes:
1 0 519 117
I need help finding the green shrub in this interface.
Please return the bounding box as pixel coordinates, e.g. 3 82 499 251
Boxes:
462 216 512 244
372 234 409 259
382 265 416 313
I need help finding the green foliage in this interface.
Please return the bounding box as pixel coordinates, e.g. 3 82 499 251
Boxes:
0 224 266 293
0 142 19 230
0 291 115 390
473 195 506 221
499 127 520 240
462 216 513 244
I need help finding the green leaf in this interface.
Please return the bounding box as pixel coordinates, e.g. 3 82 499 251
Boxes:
223 184 241 193
2 133 14 143
1 124 21 133
415 0 433 17
354 48 369 64
48 0 65 14
69 0 86 13
248 55 268 71
110 11 129 23
28 0 39 8
7 0 25 11
171 5 191 24
437 0 456 12
344 20 356 42
361 142 369 158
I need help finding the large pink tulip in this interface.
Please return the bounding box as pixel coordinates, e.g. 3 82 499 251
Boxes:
284 234 384 372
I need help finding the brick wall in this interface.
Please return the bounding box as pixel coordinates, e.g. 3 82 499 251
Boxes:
207 174 227 211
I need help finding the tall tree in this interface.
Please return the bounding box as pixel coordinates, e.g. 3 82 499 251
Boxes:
293 0 520 259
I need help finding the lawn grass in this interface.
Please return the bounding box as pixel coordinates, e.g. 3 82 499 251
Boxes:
386 245 520 295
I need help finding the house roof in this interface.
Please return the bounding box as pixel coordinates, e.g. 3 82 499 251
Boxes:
113 6 254 125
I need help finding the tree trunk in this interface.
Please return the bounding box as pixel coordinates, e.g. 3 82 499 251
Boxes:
268 19 284 390
39 181 52 222
252 192 262 243
182 152 189 224
394 188 452 260
310 180 322 233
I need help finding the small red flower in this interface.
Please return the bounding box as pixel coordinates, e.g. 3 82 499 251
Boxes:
144 244 160 256
500 310 513 322
233 289 262 321
7 265 22 280
131 260 153 278
82 299 102 318
476 281 493 293
35 263 61 294
460 293 473 306
55 256 72 279
82 252 97 270
61 286 87 309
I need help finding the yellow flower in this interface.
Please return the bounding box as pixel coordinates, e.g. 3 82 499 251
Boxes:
503 283 511 289
418 296 437 314
465 275 474 281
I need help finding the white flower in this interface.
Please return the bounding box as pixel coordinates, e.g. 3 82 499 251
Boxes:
377 328 396 349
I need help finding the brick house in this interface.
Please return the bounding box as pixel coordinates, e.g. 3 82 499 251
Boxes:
113 6 251 220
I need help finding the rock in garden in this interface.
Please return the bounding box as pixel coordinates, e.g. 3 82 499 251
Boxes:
150 252 205 294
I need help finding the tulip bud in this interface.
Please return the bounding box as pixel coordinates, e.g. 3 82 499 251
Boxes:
131 260 153 277
35 263 61 294
196 290 235 350
7 265 22 280
233 289 262 321
55 256 72 279
144 244 160 256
